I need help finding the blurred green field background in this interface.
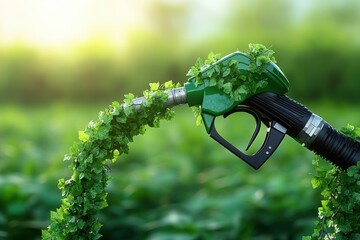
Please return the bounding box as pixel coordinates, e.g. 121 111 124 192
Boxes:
0 0 360 239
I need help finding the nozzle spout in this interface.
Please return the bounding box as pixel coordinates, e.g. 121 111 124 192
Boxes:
124 87 187 110
165 87 187 107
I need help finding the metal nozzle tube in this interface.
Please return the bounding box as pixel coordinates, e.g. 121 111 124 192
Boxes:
165 87 187 107
123 87 187 110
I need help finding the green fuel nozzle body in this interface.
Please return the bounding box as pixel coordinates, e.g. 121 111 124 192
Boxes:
180 51 292 169
184 51 289 133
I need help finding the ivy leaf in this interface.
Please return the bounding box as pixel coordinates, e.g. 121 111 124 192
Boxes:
112 149 120 163
256 80 268 89
78 131 90 142
311 177 321 189
214 64 221 74
229 59 238 67
194 57 204 69
205 52 221 65
207 67 215 78
209 78 217 87
256 55 270 66
222 82 232 94
347 166 358 177
186 66 199 77
222 67 231 77
124 105 134 116
124 93 135 104
149 82 160 91
164 80 174 90
112 101 120 107
195 114 203 126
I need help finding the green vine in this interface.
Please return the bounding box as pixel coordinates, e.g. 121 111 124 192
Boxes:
303 124 360 240
186 43 275 125
42 81 179 239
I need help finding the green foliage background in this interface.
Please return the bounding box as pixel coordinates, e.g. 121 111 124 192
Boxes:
0 0 360 239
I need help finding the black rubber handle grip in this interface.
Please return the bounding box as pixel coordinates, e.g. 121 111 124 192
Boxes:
245 92 360 169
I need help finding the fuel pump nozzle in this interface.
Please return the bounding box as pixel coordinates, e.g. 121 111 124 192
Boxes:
130 51 360 170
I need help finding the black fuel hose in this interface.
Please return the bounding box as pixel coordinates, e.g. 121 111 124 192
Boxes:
245 92 360 169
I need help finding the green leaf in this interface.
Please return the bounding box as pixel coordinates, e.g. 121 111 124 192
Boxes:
78 131 90 142
229 59 238 66
112 149 120 163
112 101 120 107
209 78 217 86
194 57 204 68
347 166 358 177
149 82 160 91
205 52 221 65
256 80 268 89
222 67 231 77
207 67 215 78
222 82 232 94
124 93 135 104
311 177 321 189
195 114 203 126
124 105 134 116
214 64 221 74
164 80 174 90
186 66 199 77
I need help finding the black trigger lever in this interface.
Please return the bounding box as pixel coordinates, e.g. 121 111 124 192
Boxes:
209 106 288 170
223 106 262 151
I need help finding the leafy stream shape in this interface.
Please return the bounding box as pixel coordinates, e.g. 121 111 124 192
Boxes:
303 124 360 240
43 44 277 239
42 81 177 240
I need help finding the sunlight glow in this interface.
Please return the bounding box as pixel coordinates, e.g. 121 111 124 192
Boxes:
0 0 147 48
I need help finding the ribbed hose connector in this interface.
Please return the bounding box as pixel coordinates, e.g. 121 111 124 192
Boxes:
245 92 360 169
